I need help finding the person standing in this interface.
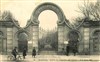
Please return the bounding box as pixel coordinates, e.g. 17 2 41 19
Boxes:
12 47 18 60
32 47 36 58
73 40 79 56
23 47 27 59
66 44 70 56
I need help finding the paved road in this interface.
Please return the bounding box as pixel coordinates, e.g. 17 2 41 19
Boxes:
1 55 100 62
39 51 57 55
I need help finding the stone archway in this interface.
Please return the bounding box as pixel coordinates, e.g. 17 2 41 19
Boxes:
30 2 65 23
29 2 71 53
17 32 28 52
67 30 81 53
15 29 30 52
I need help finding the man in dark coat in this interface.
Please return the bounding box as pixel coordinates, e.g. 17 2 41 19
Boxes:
12 47 17 60
32 47 36 58
73 47 77 56
66 44 70 56
72 40 79 56
23 47 27 59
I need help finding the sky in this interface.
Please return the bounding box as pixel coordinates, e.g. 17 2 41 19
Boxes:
1 0 96 30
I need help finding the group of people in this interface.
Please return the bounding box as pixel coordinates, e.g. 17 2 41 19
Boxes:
11 47 36 60
11 40 79 60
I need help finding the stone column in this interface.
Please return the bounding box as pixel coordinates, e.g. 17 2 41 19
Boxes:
58 25 64 53
7 27 13 53
0 37 3 53
83 28 90 54
89 38 93 54
13 27 18 49
3 39 7 53
28 40 33 53
78 27 84 54
27 26 33 53
32 25 39 54
63 25 70 52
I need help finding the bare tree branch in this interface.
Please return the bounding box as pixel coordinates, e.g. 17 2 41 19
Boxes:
77 1 100 21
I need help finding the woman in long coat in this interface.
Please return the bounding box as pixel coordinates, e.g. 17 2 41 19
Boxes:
23 47 27 59
12 47 18 60
32 47 36 58
66 44 70 56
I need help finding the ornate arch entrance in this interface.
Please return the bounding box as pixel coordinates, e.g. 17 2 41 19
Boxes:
92 30 100 54
28 2 71 53
67 30 81 54
17 32 28 52
15 29 30 52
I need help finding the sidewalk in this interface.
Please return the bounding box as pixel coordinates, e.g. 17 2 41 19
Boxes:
0 55 100 62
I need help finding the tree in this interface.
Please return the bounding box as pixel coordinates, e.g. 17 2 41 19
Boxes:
78 0 100 21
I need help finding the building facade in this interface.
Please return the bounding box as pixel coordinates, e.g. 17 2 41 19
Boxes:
0 2 100 55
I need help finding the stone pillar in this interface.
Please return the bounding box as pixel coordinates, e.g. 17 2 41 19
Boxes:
58 25 64 53
0 37 3 53
28 26 33 53
78 27 84 54
32 25 39 54
28 40 33 53
78 40 84 54
7 28 13 53
63 25 70 53
83 28 90 54
13 27 18 49
89 38 94 54
3 39 7 53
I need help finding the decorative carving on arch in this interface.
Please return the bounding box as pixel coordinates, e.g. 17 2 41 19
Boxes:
15 28 31 41
27 2 72 28
90 28 100 38
93 30 100 35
